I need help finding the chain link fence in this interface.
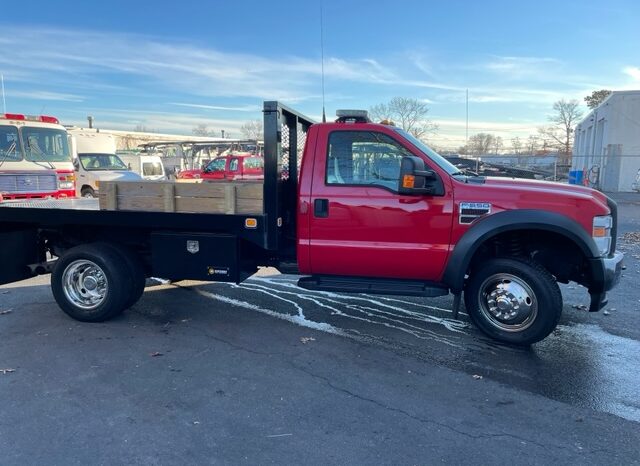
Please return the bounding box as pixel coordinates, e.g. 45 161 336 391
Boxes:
445 154 640 192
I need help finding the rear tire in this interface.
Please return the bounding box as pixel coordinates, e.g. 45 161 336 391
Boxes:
110 245 146 309
464 258 562 345
51 244 131 322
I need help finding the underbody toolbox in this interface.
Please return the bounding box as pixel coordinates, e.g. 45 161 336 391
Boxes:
151 232 240 282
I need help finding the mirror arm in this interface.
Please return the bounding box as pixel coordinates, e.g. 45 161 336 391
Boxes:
414 169 436 179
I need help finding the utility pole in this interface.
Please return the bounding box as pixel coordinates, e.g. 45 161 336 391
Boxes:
465 88 469 152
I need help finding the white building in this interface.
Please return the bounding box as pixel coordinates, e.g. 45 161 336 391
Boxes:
572 90 640 192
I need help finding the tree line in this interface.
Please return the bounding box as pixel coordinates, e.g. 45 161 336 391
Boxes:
185 89 610 154
458 90 610 156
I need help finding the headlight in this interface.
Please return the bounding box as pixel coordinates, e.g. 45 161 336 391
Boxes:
58 181 74 189
592 215 613 256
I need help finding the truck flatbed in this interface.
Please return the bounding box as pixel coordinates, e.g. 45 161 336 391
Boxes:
0 198 100 210
0 197 267 247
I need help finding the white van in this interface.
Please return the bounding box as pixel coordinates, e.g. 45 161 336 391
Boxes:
69 130 142 198
118 154 166 181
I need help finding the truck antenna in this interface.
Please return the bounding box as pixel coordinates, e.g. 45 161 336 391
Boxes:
1 74 6 114
320 2 326 123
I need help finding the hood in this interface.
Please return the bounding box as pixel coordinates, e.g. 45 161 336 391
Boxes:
176 169 201 179
483 177 609 205
453 176 612 233
95 171 143 182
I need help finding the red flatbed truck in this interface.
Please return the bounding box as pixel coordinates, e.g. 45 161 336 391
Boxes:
0 102 623 344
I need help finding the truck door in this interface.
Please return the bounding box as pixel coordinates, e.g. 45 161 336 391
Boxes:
201 157 227 180
307 127 454 281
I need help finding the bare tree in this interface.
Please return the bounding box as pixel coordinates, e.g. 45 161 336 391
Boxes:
511 137 523 155
584 90 612 109
133 124 153 133
492 136 504 155
240 120 264 140
369 97 438 140
467 133 496 155
193 124 212 136
526 135 539 155
538 99 583 155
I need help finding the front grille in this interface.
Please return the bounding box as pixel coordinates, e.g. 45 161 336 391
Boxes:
0 173 58 193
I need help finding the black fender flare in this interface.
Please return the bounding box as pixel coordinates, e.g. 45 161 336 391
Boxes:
442 209 599 293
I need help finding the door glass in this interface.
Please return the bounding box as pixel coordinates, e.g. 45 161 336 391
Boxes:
326 131 412 191
206 157 227 172
229 158 239 171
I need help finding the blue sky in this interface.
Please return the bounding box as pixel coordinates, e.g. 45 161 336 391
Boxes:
1 0 639 148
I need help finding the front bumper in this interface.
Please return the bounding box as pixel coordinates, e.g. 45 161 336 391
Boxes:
588 251 624 312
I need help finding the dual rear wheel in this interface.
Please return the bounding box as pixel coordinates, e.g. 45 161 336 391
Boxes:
51 243 146 322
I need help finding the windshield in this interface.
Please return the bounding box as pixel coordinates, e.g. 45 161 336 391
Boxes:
143 161 164 176
392 128 459 175
79 153 128 171
0 126 21 162
22 127 70 163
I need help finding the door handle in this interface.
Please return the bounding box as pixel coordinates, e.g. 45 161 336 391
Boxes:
314 199 329 218
400 197 421 204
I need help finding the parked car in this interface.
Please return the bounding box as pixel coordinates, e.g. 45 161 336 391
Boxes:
176 154 263 181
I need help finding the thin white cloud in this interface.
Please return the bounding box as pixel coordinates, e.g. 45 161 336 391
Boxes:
170 102 261 112
0 26 405 103
64 108 246 136
485 56 561 76
7 90 84 102
623 66 640 81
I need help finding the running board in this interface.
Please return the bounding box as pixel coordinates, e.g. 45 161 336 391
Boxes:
298 275 449 297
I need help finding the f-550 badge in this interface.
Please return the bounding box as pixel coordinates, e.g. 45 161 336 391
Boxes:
459 202 491 224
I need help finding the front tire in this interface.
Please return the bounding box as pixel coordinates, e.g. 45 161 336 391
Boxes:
51 244 131 322
464 258 562 345
81 187 96 198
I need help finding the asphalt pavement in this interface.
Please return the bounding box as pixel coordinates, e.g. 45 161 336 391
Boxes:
1 201 639 465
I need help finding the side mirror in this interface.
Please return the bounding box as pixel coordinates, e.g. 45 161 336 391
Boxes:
73 158 80 171
398 156 441 195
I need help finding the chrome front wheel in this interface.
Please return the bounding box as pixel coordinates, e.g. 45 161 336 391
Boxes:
464 258 563 345
477 273 537 332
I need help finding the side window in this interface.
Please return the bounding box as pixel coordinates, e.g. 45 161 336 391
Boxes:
0 127 21 160
326 131 413 191
229 158 239 171
206 158 227 172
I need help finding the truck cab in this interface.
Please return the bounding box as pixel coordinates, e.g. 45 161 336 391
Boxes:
177 153 264 181
0 113 75 199
295 110 622 344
